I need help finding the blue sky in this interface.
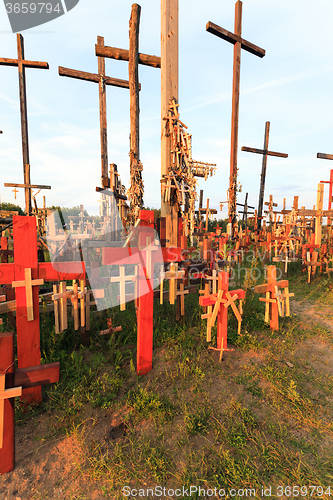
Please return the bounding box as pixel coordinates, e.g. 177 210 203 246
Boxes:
1 0 333 217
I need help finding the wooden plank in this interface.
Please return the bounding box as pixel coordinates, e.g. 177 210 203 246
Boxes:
206 21 265 57
241 146 288 158
14 363 60 388
38 261 85 281
317 153 333 160
58 66 131 90
95 45 161 68
4 183 51 189
0 58 48 69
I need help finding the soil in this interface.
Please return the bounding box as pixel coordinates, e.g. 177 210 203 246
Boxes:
1 299 333 499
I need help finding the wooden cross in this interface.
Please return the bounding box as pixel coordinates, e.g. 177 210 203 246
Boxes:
264 195 278 224
0 331 59 474
12 268 44 322
237 192 255 227
206 0 265 234
0 216 85 403
12 188 18 200
59 37 130 188
102 210 184 375
241 122 288 230
100 317 122 336
0 34 49 215
111 266 136 311
164 263 185 305
199 271 245 359
0 374 22 449
254 265 293 330
96 5 160 222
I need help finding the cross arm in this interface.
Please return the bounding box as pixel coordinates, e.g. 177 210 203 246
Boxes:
199 288 245 307
14 362 59 388
0 58 49 69
317 153 333 160
95 45 161 69
58 66 133 90
241 146 288 158
38 262 85 281
206 21 265 58
4 183 51 190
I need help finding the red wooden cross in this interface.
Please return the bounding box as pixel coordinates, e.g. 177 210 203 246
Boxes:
0 216 85 403
103 210 184 375
0 331 60 474
199 271 245 360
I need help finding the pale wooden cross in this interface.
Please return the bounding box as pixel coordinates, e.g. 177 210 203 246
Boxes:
164 263 185 305
0 374 22 449
111 266 136 311
206 0 265 233
12 268 44 321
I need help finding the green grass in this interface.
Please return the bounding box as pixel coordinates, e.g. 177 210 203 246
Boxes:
3 255 333 499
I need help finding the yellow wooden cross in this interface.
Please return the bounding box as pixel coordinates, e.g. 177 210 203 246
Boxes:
12 268 44 321
0 373 22 448
164 263 185 305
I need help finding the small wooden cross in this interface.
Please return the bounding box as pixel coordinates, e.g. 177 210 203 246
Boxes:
100 317 122 336
0 374 22 449
12 268 44 321
12 188 19 200
111 266 136 311
164 263 185 305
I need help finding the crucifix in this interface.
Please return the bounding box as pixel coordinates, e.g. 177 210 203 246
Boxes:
59 37 131 188
207 0 265 235
96 5 161 223
241 121 288 230
0 34 49 215
12 188 18 200
318 153 333 225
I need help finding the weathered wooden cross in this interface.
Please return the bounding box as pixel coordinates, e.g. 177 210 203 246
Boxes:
96 5 160 222
59 36 131 188
241 122 288 230
0 34 50 214
206 0 265 234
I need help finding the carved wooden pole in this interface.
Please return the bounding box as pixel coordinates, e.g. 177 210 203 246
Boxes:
161 0 179 246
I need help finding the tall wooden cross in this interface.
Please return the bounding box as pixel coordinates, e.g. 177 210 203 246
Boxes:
96 6 161 223
59 37 131 188
318 153 333 225
241 122 288 230
0 34 49 215
207 0 265 235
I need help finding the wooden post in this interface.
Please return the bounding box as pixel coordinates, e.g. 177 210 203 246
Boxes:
207 1 265 234
128 4 143 221
0 332 15 474
241 121 288 230
315 183 324 246
161 0 179 246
